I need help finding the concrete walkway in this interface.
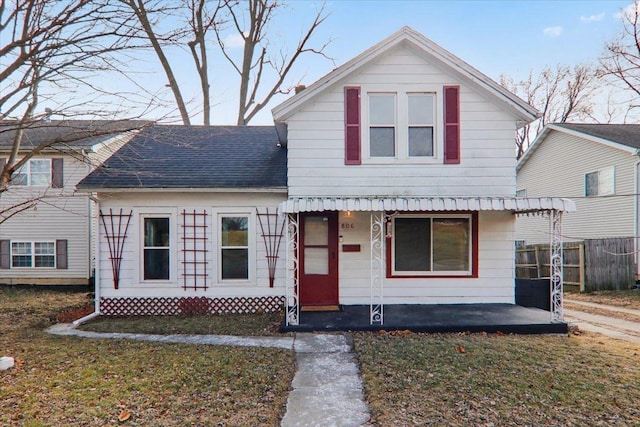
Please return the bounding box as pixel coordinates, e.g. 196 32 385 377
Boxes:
564 298 640 345
47 324 371 426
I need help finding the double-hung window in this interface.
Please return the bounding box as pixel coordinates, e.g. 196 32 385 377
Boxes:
143 217 170 280
220 215 249 280
367 91 436 160
585 166 615 197
369 94 396 157
392 215 473 276
11 241 55 268
12 159 51 186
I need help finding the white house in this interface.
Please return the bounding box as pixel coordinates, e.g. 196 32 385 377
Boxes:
516 123 640 274
78 27 575 325
0 120 146 285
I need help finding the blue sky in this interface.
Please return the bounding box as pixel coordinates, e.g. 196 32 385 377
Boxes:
91 1 636 125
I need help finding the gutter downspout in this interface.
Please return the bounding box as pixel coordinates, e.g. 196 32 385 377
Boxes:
73 192 101 326
635 157 640 279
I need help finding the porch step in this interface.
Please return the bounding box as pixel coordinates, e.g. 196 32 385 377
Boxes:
300 305 341 312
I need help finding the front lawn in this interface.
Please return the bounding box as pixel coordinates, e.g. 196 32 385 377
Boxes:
354 331 640 426
0 287 295 426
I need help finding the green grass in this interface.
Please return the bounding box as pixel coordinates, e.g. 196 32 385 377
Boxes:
354 331 640 426
0 287 295 426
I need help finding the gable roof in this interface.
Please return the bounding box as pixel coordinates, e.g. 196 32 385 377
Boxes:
0 120 150 152
272 26 538 125
77 125 287 191
517 123 640 171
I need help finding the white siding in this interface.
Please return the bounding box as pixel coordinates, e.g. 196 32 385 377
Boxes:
97 192 288 299
0 155 92 283
337 210 515 305
286 45 519 198
516 131 637 244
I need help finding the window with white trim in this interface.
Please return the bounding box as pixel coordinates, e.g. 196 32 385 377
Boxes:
143 217 170 280
515 188 527 198
392 215 472 276
12 159 51 186
585 166 615 197
11 241 55 268
366 91 436 160
220 215 249 280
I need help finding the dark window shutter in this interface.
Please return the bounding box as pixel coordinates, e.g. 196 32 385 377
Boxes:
0 240 10 269
344 86 361 165
56 239 68 269
443 85 460 164
51 158 64 188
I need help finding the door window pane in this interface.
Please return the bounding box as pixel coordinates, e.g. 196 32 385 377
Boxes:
304 248 329 275
433 218 469 271
304 217 328 245
394 218 431 271
144 217 170 280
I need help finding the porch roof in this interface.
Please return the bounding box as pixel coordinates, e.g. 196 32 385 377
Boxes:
279 197 576 214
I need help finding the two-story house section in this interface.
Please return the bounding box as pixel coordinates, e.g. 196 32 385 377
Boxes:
516 123 640 275
0 120 147 285
272 26 574 325
77 27 574 324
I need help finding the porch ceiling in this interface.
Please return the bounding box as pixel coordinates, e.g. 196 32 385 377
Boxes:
279 197 576 214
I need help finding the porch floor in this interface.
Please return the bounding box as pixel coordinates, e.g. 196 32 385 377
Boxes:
280 304 567 334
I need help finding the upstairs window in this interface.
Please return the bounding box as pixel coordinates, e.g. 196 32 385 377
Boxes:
408 94 435 157
12 159 51 186
369 94 396 157
585 166 614 197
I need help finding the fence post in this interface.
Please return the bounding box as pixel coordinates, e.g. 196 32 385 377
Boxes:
578 242 585 293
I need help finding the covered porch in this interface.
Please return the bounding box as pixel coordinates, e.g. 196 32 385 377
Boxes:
280 303 568 334
280 196 576 332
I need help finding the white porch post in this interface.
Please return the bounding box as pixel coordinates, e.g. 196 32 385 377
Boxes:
286 213 300 326
549 209 564 323
370 211 385 325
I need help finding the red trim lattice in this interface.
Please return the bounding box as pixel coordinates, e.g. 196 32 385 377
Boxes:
100 296 285 316
181 209 209 290
100 208 133 289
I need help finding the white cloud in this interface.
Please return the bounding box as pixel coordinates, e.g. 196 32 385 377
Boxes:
580 12 605 23
616 1 640 20
543 26 564 38
222 33 245 49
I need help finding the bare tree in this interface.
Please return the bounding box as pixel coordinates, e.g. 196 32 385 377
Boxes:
216 0 331 125
500 64 597 158
0 0 152 194
600 1 640 114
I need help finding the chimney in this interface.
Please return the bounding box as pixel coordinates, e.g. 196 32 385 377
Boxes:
295 84 306 94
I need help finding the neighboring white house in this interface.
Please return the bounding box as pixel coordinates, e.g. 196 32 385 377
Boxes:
516 123 640 274
77 27 574 324
0 120 146 285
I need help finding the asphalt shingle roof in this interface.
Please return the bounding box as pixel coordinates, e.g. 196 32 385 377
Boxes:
0 120 150 151
77 125 287 190
554 123 640 150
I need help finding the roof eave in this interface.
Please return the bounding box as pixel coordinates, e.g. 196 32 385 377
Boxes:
76 186 288 194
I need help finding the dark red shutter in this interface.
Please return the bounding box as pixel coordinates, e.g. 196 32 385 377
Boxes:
56 239 68 269
443 85 460 164
0 240 10 269
52 158 64 188
344 86 361 165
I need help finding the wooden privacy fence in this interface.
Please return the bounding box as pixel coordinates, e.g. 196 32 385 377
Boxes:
515 237 636 292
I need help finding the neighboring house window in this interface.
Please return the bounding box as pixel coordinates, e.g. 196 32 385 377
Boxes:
12 159 51 186
220 215 249 280
11 241 55 268
143 217 170 280
585 166 615 197
516 188 527 198
366 91 437 160
369 93 396 157
390 214 475 276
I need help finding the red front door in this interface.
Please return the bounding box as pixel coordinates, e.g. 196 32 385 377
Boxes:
299 212 339 306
